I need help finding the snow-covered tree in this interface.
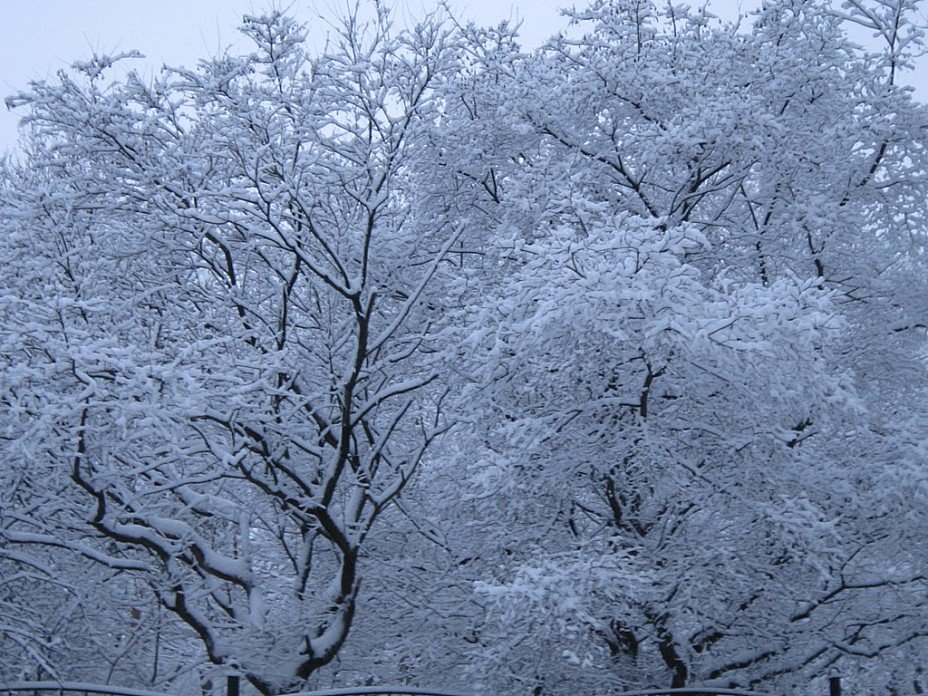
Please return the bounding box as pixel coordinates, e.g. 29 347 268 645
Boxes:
2 1 926 694
413 0 928 691
1 7 458 694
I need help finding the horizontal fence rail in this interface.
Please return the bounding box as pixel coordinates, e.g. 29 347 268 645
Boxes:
289 688 771 696
592 690 773 696
0 683 169 696
288 689 469 696
0 682 772 696
588 690 771 696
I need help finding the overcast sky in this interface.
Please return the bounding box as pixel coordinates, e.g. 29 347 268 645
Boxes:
1 0 924 154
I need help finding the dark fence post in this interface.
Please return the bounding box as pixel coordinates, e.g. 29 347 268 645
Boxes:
226 676 240 696
829 676 842 696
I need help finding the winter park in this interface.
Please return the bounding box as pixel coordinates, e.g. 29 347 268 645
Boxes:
0 0 926 693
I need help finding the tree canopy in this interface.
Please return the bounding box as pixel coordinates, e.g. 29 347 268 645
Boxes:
2 1 927 694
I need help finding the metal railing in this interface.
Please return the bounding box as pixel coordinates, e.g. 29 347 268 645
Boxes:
289 690 770 696
288 689 469 696
0 682 773 696
0 683 168 696
289 690 769 696
0 685 474 696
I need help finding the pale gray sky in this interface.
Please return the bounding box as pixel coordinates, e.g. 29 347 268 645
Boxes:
0 0 764 152
1 0 923 153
